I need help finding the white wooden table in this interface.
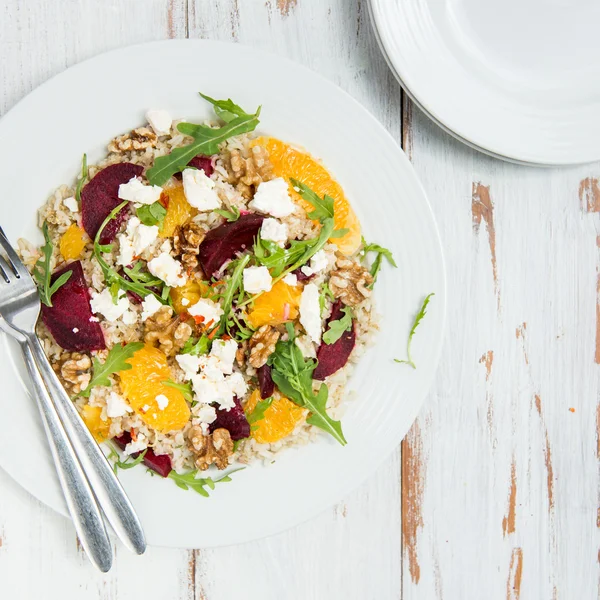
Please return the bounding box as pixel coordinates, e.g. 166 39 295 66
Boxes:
1 1 599 598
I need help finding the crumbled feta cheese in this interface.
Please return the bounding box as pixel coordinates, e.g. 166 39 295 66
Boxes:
260 218 288 246
72 327 79 333
210 339 238 375
118 176 163 205
182 168 221 211
63 196 79 212
155 394 169 410
295 334 317 359
192 374 234 410
243 266 272 294
160 239 171 253
122 310 138 325
146 109 172 136
141 294 163 321
124 433 148 456
188 298 223 325
228 372 248 398
148 253 187 287
122 216 159 256
106 392 133 418
175 354 201 380
181 297 190 306
90 288 130 322
309 249 328 273
249 177 296 217
300 265 314 277
117 236 135 267
283 273 298 287
299 282 322 343
199 355 226 382
196 404 217 424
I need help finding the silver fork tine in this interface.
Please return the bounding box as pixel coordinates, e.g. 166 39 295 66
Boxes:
0 256 12 283
0 227 29 280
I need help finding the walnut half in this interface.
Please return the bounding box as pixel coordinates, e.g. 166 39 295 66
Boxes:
108 127 158 154
329 256 374 306
144 306 192 356
173 222 204 272
55 352 92 394
248 325 280 368
188 427 233 471
226 145 274 199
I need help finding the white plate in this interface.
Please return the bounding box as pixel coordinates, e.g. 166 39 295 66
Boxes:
369 0 600 165
0 40 445 548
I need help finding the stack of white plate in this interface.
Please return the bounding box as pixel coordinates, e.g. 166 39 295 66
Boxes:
369 0 600 166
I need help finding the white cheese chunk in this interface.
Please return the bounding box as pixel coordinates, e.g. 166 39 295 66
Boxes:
198 355 226 382
63 196 79 212
210 339 238 375
118 176 163 205
309 249 328 273
299 282 322 344
260 217 288 246
249 177 296 218
106 392 133 418
147 253 187 287
146 109 172 136
228 372 248 398
243 266 272 294
155 394 169 410
283 273 298 287
188 298 223 325
90 288 130 322
141 294 163 321
192 374 235 410
124 433 148 456
176 353 202 380
195 404 217 424
122 309 138 325
182 168 221 211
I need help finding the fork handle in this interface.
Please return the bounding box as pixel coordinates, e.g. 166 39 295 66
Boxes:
19 341 113 572
27 335 146 555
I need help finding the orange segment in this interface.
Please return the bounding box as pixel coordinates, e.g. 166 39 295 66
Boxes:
118 344 190 432
245 389 306 444
247 279 302 328
59 223 87 260
170 279 211 314
253 137 361 255
160 185 196 238
82 404 110 442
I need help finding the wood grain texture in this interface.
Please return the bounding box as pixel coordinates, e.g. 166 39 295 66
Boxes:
1 0 600 598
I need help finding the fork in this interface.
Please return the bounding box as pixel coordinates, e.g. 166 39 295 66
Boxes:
0 227 146 567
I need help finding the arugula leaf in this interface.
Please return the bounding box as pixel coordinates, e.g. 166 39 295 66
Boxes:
199 93 251 123
214 206 240 222
247 396 273 430
329 228 349 238
323 306 353 345
362 238 397 286
395 293 434 369
75 153 88 204
218 254 250 335
290 178 334 221
78 342 144 398
168 467 244 497
229 312 255 342
181 334 211 356
146 96 260 185
136 201 167 227
109 447 147 474
268 331 346 445
163 380 194 402
33 222 72 307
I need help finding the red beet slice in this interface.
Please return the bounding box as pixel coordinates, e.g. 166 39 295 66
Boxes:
41 261 105 352
81 163 143 244
209 396 250 441
198 213 264 277
113 432 173 478
257 364 275 399
313 301 356 380
174 155 214 179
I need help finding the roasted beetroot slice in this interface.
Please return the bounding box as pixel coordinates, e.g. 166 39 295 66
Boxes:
41 261 105 352
174 155 214 179
258 364 275 399
81 163 143 244
313 301 356 380
113 433 173 478
198 213 264 277
210 396 250 441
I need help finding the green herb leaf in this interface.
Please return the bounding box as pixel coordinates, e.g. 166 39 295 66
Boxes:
109 447 147 473
78 342 144 398
163 380 194 402
322 306 353 345
181 335 211 356
218 254 250 335
362 238 397 286
32 222 72 307
247 396 273 429
290 178 334 222
199 93 251 123
214 206 241 222
136 201 167 227
268 336 346 445
168 467 244 497
329 228 349 238
75 153 88 204
146 97 260 186
395 293 434 369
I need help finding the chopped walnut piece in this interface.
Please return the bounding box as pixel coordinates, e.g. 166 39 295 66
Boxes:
54 352 92 394
235 340 248 367
248 325 280 368
108 127 158 153
144 305 192 356
173 222 204 271
188 426 233 471
226 145 274 199
329 255 374 306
